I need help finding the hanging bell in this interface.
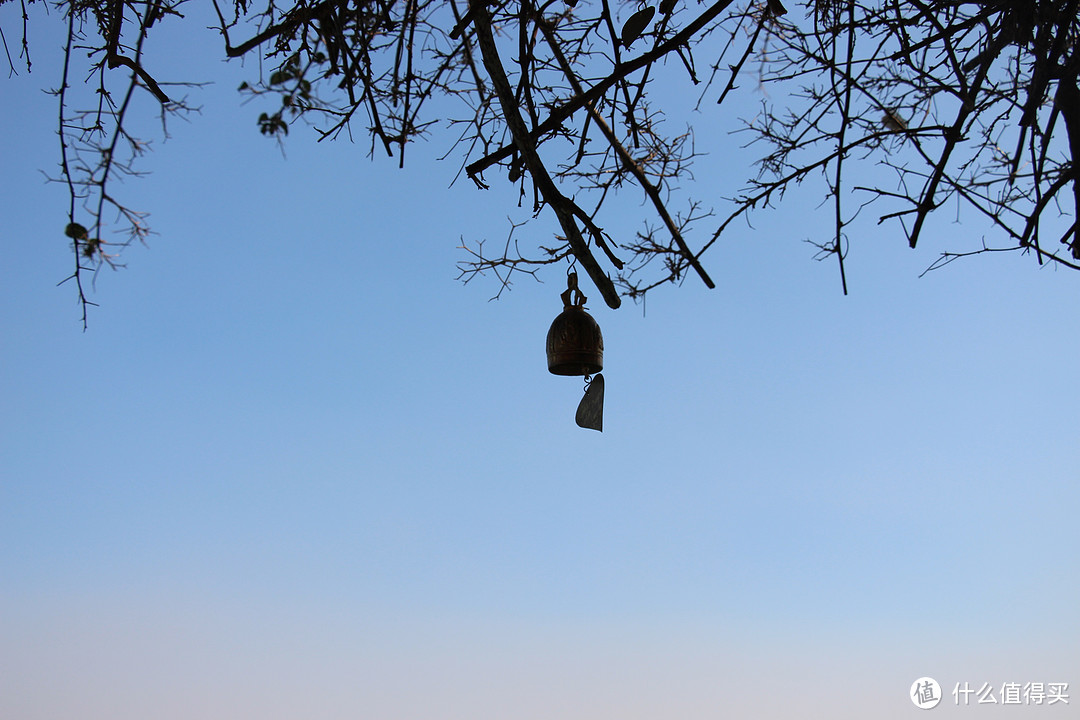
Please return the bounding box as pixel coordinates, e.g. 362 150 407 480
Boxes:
547 272 603 376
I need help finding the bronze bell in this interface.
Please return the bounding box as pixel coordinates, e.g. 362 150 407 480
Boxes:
547 272 603 376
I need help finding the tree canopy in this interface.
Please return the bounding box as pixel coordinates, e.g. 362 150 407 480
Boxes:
4 0 1079 325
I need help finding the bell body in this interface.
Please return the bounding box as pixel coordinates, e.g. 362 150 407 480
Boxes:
547 305 604 376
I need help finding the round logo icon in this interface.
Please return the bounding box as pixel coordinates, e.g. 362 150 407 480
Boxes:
911 677 942 709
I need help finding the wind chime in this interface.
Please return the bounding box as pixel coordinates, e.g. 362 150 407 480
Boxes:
546 271 604 431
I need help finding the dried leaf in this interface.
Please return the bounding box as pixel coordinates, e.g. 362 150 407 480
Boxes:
621 7 655 48
64 222 88 240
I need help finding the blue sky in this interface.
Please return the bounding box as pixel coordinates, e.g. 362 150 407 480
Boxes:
1 4 1078 719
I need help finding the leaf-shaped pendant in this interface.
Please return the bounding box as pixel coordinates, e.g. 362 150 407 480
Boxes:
575 373 604 432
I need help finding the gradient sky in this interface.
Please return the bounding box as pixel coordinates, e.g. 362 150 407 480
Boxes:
1 4 1078 719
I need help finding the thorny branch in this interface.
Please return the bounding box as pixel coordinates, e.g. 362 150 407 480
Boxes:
47 0 196 328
